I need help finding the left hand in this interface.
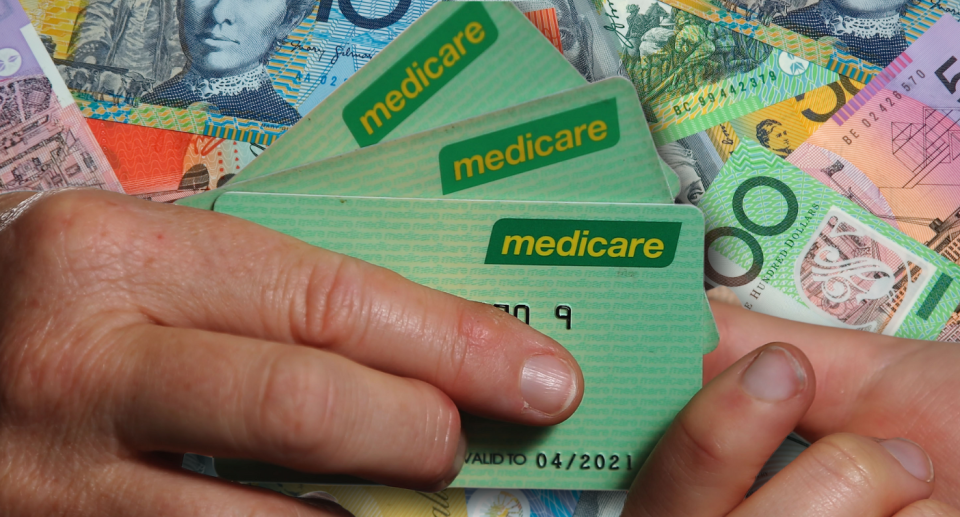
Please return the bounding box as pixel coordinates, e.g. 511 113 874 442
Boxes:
706 300 960 506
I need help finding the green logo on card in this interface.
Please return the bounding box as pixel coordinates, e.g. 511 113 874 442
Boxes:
438 100 620 194
343 3 498 147
485 219 680 267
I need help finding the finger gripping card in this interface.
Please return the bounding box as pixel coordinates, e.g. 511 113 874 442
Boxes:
215 193 706 490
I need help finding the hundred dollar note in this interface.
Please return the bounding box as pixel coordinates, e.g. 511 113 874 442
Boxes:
24 0 442 145
657 0 955 82
656 74 863 203
700 138 960 340
0 0 121 192
595 0 839 142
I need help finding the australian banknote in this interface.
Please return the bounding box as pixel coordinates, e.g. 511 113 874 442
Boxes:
40 0 593 198
511 0 624 82
784 15 960 337
700 138 960 341
657 73 863 203
245 485 598 517
85 118 258 200
657 0 955 82
23 0 442 145
0 0 121 192
595 0 839 142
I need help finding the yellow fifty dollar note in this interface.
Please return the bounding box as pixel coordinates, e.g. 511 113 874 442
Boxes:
728 76 865 158
658 76 864 204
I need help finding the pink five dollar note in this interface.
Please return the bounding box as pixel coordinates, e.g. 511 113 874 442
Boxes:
0 0 121 193
789 15 960 264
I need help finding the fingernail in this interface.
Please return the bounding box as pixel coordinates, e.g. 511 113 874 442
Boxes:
741 345 805 402
879 438 934 482
442 430 468 486
521 355 577 415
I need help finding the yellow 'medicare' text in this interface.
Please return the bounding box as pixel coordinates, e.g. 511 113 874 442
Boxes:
501 230 664 259
453 120 608 181
359 21 487 135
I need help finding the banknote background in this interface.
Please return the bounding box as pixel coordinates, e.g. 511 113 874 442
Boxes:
85 118 259 199
655 0 953 80
0 0 122 192
22 0 444 145
512 0 624 82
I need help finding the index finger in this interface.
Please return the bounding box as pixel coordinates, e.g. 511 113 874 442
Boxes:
18 190 583 423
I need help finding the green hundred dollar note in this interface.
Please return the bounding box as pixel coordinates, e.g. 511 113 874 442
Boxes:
700 139 960 340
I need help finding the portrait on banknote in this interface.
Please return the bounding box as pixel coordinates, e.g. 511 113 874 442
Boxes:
754 119 794 158
658 131 726 204
66 0 313 125
61 0 183 99
658 141 706 204
711 0 911 67
32 0 430 142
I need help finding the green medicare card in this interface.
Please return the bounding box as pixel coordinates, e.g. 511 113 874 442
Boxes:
215 193 707 490
212 79 673 205
177 2 588 210
217 77 719 351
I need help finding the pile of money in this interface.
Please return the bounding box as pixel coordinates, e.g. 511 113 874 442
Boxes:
5 0 960 511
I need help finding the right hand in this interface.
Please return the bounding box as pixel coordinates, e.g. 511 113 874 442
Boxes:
624 341 958 517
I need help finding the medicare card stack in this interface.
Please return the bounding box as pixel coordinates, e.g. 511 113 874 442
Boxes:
176 2 719 490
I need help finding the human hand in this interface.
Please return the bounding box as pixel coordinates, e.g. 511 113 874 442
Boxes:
706 299 960 507
0 190 584 515
624 340 957 517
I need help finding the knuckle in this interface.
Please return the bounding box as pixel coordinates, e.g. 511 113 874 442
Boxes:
251 350 335 461
448 301 515 382
0 318 125 425
407 384 461 484
444 302 490 386
804 433 879 499
300 255 371 348
456 301 510 351
3 191 139 302
13 190 122 262
672 409 729 472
